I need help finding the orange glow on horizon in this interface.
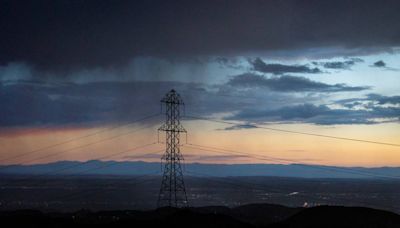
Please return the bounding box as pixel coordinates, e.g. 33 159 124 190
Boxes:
0 121 399 167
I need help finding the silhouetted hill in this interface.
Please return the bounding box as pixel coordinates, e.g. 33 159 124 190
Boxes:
1 204 399 227
271 206 400 228
192 203 301 226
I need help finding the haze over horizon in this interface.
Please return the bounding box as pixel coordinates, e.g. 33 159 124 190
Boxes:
1 0 400 168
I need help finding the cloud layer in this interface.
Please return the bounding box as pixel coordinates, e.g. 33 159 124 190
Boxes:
0 0 399 129
0 80 192 127
226 102 400 125
1 76 397 128
1 0 400 69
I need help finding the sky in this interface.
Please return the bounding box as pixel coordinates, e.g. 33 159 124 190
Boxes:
0 0 399 167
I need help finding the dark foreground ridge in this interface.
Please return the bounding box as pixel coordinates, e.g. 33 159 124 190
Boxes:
1 204 400 228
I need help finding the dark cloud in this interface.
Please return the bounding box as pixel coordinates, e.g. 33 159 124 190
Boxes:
0 79 396 128
373 60 386 67
1 0 400 70
312 58 364 70
368 94 400 105
250 58 321 74
227 73 370 92
220 124 258 131
319 60 355 70
215 57 244 70
324 61 353 69
0 57 221 84
226 103 400 125
370 60 398 71
0 79 273 128
0 80 207 127
336 94 400 108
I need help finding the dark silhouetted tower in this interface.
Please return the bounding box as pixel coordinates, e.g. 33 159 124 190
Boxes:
157 89 188 207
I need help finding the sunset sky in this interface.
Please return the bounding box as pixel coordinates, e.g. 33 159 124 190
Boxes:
0 0 399 167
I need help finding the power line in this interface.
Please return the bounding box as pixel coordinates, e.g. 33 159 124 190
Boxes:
183 115 400 147
34 150 163 203
7 148 163 204
184 144 295 164
0 147 163 207
0 113 161 163
0 120 160 168
186 143 400 179
5 142 160 182
185 143 400 180
56 149 165 176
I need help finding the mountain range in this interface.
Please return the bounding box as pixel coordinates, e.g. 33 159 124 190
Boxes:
1 160 399 179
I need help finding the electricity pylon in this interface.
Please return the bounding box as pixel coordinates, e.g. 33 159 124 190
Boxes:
157 89 188 208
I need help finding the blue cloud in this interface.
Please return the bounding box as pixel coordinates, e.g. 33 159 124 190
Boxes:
0 80 203 127
227 73 370 92
337 94 400 107
250 58 321 74
225 103 400 125
220 124 258 131
311 58 364 70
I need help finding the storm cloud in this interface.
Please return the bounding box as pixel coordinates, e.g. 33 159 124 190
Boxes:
0 78 397 128
0 79 265 127
1 0 400 70
0 80 201 127
0 0 399 130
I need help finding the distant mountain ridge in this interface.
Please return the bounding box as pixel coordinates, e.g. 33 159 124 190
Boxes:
1 160 399 179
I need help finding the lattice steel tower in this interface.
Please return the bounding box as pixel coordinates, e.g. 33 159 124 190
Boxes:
157 89 188 207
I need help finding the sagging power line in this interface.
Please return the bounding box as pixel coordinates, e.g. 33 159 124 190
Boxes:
7 142 160 182
184 115 400 147
184 143 400 180
0 113 161 164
